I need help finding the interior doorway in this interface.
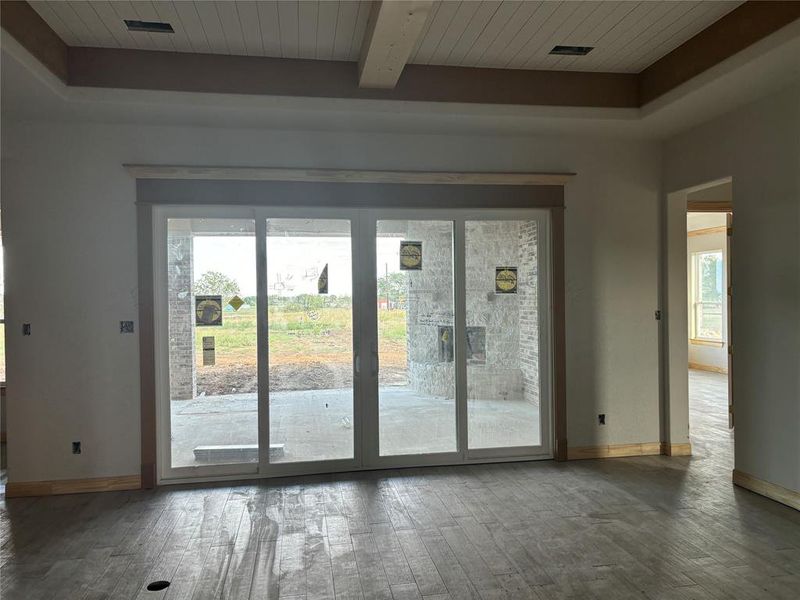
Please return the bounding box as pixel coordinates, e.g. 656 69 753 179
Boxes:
154 206 553 483
686 202 733 463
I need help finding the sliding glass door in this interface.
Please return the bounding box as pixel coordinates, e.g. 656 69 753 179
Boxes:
362 210 551 467
162 216 259 476
465 219 547 456
155 207 551 482
265 218 356 464
374 219 457 457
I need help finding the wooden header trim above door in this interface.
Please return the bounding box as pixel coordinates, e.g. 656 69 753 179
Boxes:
687 201 733 213
124 165 575 187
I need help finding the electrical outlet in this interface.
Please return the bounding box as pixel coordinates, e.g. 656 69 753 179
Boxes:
120 321 135 334
598 414 606 425
72 441 82 454
22 323 31 335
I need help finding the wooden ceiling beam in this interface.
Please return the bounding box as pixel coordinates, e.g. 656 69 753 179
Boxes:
358 1 433 89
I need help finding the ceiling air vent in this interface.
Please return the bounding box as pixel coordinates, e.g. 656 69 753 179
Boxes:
550 45 593 56
124 20 174 33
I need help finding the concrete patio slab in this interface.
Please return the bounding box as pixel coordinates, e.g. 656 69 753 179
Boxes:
170 386 541 467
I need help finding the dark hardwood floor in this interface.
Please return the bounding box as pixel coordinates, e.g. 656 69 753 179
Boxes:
1 370 797 599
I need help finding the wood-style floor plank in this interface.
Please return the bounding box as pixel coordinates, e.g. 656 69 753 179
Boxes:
1 371 798 599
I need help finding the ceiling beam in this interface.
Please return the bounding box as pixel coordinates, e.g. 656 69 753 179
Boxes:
358 1 433 89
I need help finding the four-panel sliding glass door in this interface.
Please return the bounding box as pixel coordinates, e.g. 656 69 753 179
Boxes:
155 207 551 482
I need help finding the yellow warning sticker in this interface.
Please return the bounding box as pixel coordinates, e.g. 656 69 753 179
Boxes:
495 267 518 294
228 295 245 311
400 241 422 270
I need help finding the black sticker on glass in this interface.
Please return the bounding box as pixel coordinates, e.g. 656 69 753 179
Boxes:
195 295 223 326
318 263 329 294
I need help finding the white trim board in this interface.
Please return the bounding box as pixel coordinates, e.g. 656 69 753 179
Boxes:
124 165 575 186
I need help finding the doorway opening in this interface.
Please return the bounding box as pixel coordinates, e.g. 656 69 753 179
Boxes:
685 187 733 465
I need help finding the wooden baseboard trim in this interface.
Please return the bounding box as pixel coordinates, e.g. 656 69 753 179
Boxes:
732 469 799 511
660 442 692 456
689 362 728 374
568 442 661 460
5 475 141 498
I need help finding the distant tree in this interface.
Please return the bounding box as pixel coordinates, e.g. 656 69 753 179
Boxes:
700 254 723 302
378 272 407 308
194 271 240 300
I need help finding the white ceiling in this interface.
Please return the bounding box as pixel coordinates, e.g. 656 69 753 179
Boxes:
29 1 372 62
29 0 743 73
410 0 742 72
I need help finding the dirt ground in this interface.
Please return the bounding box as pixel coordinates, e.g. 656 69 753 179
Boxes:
197 357 407 395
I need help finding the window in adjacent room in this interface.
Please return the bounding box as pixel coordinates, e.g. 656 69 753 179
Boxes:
691 250 724 342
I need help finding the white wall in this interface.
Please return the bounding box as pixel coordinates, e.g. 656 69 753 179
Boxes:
0 121 662 482
664 82 800 493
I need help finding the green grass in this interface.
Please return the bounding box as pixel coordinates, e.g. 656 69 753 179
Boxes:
194 307 406 366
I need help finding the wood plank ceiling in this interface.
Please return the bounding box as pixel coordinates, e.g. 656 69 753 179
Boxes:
29 0 743 73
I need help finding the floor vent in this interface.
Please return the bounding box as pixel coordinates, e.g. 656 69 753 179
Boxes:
146 581 171 591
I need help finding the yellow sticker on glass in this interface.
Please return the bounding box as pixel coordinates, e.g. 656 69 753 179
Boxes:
400 241 422 270
495 267 518 294
228 295 245 311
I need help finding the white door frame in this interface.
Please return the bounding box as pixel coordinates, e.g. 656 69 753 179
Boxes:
153 205 261 482
153 205 553 485
255 207 364 479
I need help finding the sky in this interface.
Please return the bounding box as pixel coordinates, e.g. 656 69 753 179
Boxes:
193 236 404 297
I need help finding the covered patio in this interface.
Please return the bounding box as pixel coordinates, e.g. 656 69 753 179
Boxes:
170 387 541 467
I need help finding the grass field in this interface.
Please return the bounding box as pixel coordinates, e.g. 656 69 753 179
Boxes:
194 306 407 368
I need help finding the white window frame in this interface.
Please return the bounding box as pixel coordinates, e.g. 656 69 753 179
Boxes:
153 205 554 485
690 249 724 343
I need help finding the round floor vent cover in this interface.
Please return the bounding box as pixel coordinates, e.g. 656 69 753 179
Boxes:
146 581 171 591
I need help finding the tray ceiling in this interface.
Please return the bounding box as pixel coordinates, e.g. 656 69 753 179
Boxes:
29 1 743 73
